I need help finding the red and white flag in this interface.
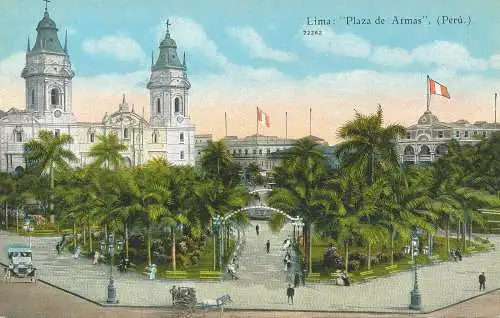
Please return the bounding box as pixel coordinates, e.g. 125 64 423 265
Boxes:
429 77 450 99
257 107 270 127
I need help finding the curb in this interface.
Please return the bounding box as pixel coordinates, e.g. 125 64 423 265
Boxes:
3 261 499 315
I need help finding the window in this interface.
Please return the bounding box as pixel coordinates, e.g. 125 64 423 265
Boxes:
438 131 443 138
253 149 257 155
482 131 487 137
50 88 60 105
179 132 184 143
455 131 460 138
267 148 270 154
464 131 469 138
245 149 248 155
239 149 242 154
259 149 262 155
15 131 22 142
31 89 35 107
54 129 60 137
180 151 184 160
174 97 180 113
156 99 161 113
152 132 158 143
90 133 95 143
406 132 411 139
123 128 129 139
473 131 477 136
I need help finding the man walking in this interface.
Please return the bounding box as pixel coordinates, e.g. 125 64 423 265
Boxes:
266 240 270 253
479 272 486 291
256 224 260 236
286 284 295 305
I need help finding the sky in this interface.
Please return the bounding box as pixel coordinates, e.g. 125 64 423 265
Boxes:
1 0 500 144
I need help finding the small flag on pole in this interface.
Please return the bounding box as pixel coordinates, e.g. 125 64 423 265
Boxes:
257 107 270 127
428 77 450 99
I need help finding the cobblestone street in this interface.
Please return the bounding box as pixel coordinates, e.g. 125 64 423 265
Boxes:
1 224 499 313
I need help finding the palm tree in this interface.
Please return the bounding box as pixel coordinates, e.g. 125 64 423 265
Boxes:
24 130 77 215
200 139 239 187
89 132 127 169
0 172 16 230
267 136 327 273
336 105 405 269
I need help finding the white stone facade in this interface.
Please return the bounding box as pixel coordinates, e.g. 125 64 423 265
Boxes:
397 110 500 164
0 10 195 172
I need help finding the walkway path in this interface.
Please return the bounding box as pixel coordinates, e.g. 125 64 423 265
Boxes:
1 227 499 313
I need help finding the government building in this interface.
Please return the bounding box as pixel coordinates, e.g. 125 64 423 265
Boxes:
397 110 500 165
0 8 196 173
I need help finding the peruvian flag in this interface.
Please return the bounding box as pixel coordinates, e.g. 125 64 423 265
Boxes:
257 107 270 127
429 77 450 99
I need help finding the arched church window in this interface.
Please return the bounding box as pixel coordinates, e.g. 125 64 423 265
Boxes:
152 131 158 143
90 133 95 143
15 131 23 142
156 99 161 113
31 89 35 107
123 128 129 139
180 151 184 160
174 97 180 113
50 88 60 105
179 132 184 143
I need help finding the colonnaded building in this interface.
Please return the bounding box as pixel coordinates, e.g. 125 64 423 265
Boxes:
397 110 500 165
0 8 195 173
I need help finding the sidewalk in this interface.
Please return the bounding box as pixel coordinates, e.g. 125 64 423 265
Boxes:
0 227 498 313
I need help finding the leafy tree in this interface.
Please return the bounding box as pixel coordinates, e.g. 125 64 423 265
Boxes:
89 132 127 169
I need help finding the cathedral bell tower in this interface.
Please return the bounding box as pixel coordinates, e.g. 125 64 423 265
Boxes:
147 20 191 127
21 5 75 121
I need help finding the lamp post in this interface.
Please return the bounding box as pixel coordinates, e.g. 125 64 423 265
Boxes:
23 222 34 248
212 216 222 271
409 228 421 310
106 233 123 304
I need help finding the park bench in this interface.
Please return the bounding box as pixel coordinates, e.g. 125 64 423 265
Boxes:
305 272 321 283
199 271 221 280
359 269 375 281
384 264 399 274
428 255 441 264
165 271 188 279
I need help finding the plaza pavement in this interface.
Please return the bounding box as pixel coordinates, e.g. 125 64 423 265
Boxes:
0 223 499 314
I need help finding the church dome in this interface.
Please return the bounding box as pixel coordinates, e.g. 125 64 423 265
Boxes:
37 11 58 31
417 111 439 125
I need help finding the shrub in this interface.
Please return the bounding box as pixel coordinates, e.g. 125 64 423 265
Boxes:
376 253 389 264
348 252 362 261
360 256 379 267
348 260 360 272
393 252 405 262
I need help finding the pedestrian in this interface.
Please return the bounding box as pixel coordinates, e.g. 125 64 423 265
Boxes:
255 224 260 236
286 284 295 305
266 240 270 253
479 272 486 291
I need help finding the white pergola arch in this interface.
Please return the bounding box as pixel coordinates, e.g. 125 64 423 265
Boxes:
222 205 300 222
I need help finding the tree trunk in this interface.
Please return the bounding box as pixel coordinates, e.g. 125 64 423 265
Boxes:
345 241 349 273
73 222 76 249
125 223 129 259
89 224 93 253
368 243 372 270
172 226 176 271
5 202 8 231
390 227 395 266
308 225 312 274
49 163 54 215
457 220 460 244
463 220 467 251
83 225 86 247
147 228 152 267
446 216 450 256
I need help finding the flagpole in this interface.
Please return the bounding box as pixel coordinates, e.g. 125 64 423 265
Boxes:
256 107 259 136
495 93 497 124
285 111 288 141
426 75 430 112
309 108 312 136
224 112 227 137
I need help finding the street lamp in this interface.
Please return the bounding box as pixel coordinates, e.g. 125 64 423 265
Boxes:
212 216 222 271
409 228 421 310
23 223 34 248
106 233 123 304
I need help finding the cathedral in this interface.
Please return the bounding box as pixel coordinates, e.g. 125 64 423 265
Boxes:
0 7 196 173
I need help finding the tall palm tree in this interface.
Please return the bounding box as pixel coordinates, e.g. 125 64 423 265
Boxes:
267 136 327 273
200 139 239 187
89 132 127 169
24 130 77 215
0 172 16 230
336 105 405 269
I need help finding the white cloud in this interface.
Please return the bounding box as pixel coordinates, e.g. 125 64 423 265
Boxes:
412 41 487 71
302 27 371 58
488 53 500 69
226 26 297 62
0 52 24 80
82 34 146 62
369 46 413 67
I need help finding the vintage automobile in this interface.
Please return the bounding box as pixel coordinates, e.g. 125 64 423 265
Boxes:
5 243 36 282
